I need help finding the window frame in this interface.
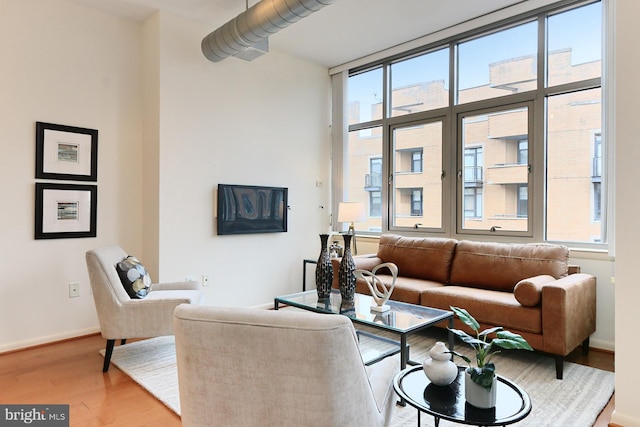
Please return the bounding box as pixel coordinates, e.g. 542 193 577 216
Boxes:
333 0 606 250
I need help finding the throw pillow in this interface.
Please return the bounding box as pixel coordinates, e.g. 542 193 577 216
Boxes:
513 274 555 307
116 256 151 299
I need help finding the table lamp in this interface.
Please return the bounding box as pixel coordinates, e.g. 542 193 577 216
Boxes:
338 202 366 254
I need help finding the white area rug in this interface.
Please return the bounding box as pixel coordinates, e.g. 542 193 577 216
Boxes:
102 329 614 427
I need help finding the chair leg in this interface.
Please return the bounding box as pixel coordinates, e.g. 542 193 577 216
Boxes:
555 355 564 380
103 339 116 372
582 337 590 355
121 339 127 345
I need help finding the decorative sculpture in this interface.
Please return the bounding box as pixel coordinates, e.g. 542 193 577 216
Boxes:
354 262 398 312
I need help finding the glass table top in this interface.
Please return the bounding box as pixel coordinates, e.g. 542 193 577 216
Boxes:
274 289 452 333
394 366 532 426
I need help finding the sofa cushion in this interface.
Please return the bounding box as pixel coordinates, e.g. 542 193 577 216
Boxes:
513 275 556 307
449 240 569 292
420 286 542 334
377 234 457 283
356 275 444 305
116 255 151 299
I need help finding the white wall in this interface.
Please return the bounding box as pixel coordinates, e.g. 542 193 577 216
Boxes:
0 1 331 352
611 0 640 425
150 12 332 307
0 0 144 351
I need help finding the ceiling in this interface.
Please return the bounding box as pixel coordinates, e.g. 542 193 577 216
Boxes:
71 0 524 68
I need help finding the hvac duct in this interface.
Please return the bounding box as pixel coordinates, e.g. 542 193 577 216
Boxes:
201 0 336 62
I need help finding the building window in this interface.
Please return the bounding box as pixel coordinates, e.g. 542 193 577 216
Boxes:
336 0 603 246
412 150 423 173
369 191 382 217
517 184 528 218
365 157 383 190
464 188 482 219
518 140 528 165
464 147 483 183
411 189 423 216
593 182 601 222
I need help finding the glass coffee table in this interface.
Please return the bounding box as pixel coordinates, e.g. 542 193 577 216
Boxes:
394 365 532 427
274 289 454 370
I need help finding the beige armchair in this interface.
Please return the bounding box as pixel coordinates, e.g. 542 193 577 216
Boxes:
174 304 399 427
86 245 202 372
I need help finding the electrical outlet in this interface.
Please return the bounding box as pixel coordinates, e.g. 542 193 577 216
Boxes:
69 282 80 298
202 275 209 287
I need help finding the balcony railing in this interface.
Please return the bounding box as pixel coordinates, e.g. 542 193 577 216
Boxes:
365 173 383 191
464 166 483 183
592 156 602 178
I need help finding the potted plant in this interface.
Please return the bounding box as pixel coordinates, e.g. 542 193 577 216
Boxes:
447 306 533 408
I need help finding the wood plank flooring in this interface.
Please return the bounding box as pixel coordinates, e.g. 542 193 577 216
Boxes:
0 333 614 426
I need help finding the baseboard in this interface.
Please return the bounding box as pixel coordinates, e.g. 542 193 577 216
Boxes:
0 326 100 355
610 410 640 427
590 337 615 352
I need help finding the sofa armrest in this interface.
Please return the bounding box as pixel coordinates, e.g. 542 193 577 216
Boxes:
541 273 596 355
331 255 382 289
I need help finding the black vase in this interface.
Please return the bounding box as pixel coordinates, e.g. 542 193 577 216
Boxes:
338 234 356 303
315 234 333 300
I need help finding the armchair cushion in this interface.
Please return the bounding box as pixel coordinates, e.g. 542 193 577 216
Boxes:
116 256 151 299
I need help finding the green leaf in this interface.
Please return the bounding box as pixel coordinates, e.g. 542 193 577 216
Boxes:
468 363 496 389
446 350 471 365
494 331 534 351
448 328 489 349
450 306 480 332
478 326 503 340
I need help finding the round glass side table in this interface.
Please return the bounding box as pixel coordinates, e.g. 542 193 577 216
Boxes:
393 366 532 427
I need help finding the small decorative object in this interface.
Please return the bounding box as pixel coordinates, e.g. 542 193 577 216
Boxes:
315 234 333 299
329 242 342 258
338 234 356 303
339 301 356 318
355 262 398 312
422 341 458 386
448 306 533 409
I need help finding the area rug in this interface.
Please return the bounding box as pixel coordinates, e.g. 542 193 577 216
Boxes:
101 328 614 427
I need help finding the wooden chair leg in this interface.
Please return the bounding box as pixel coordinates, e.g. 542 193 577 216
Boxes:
103 339 116 372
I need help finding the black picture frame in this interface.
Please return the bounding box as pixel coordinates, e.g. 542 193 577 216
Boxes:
35 183 97 239
217 184 288 235
35 122 98 181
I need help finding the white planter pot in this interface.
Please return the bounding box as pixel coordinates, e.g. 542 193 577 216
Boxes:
464 370 497 409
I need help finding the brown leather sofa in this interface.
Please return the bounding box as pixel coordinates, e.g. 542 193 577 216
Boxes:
331 234 596 379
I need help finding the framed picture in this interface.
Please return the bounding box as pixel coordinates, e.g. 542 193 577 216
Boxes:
35 183 97 239
35 122 98 181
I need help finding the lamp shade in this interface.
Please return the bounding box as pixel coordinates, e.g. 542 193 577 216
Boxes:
338 202 366 223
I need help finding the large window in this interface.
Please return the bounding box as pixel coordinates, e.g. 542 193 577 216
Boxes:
460 106 530 233
336 0 604 246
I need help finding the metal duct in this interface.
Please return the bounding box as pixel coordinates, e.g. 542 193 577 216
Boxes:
202 0 336 62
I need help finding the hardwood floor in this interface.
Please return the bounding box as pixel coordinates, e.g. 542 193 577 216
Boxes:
0 333 614 426
0 334 180 426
